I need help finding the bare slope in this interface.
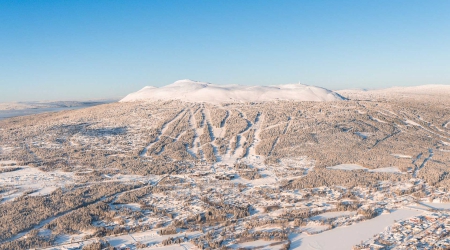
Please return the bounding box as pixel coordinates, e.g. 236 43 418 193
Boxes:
120 79 345 103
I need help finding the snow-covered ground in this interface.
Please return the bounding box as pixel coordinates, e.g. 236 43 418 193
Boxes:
391 154 412 159
370 167 401 173
326 164 367 171
0 164 159 202
421 202 450 210
43 230 201 250
327 164 401 173
229 239 286 250
310 211 356 221
0 165 76 201
120 80 345 103
289 209 422 250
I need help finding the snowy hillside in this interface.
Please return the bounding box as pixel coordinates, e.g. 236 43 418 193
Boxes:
383 84 450 94
338 84 450 99
120 79 346 103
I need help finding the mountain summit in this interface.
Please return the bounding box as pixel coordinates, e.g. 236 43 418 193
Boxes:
120 80 345 103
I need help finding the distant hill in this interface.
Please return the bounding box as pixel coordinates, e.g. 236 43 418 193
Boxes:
338 84 450 100
0 100 115 111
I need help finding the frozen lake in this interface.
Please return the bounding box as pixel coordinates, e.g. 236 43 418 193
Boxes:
289 208 422 250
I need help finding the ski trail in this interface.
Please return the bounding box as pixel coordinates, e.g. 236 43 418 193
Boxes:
267 138 279 157
220 109 230 128
193 105 205 128
268 116 290 157
248 112 264 157
229 109 254 158
400 112 450 140
203 107 218 140
371 129 401 149
202 106 220 162
282 117 291 134
412 152 423 166
413 149 434 178
139 109 186 157
186 107 199 159
232 134 244 156
262 122 288 131
443 120 450 128
403 116 450 141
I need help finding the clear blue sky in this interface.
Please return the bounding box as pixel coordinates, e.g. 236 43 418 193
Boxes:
1 1 449 102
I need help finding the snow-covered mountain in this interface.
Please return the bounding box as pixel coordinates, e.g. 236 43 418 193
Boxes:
120 79 346 103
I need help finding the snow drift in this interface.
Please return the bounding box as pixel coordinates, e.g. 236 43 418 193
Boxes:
120 80 345 103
